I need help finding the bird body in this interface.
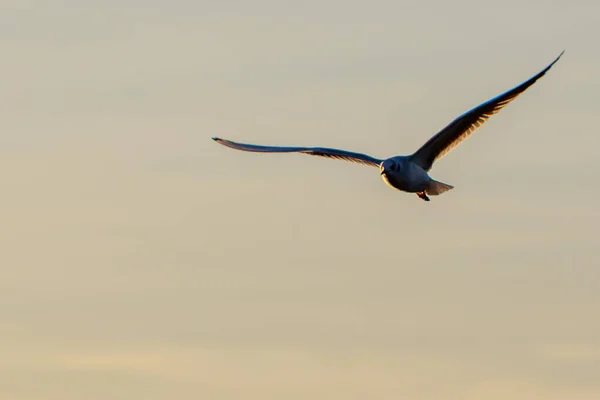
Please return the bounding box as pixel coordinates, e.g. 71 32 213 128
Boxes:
213 51 564 202
380 156 428 192
380 156 453 201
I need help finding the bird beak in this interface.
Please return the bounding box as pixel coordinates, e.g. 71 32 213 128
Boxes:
380 169 385 176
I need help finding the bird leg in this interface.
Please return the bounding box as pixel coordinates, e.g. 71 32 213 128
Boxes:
417 192 430 201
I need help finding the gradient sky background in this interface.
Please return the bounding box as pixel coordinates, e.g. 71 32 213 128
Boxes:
1 1 599 399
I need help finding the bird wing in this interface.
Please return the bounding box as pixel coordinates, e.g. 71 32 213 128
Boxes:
410 51 564 171
212 137 384 168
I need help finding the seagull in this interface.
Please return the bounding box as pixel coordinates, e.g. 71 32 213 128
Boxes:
213 51 564 201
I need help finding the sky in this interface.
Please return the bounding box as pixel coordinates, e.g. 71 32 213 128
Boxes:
1 1 599 399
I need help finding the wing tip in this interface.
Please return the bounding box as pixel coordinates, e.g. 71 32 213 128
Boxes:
213 137 235 149
555 49 565 62
546 49 565 71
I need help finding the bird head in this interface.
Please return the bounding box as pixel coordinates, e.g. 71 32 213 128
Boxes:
380 159 400 176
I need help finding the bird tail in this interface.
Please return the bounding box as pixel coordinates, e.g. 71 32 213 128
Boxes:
427 179 454 196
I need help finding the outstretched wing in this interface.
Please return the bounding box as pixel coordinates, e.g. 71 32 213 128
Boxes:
411 51 564 171
212 137 383 168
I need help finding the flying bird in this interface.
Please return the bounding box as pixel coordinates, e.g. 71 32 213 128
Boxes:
213 51 564 201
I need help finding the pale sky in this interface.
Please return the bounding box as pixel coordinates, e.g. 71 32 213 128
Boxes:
1 1 599 399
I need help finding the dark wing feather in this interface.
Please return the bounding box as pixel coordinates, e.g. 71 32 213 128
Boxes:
411 51 564 171
212 137 383 168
